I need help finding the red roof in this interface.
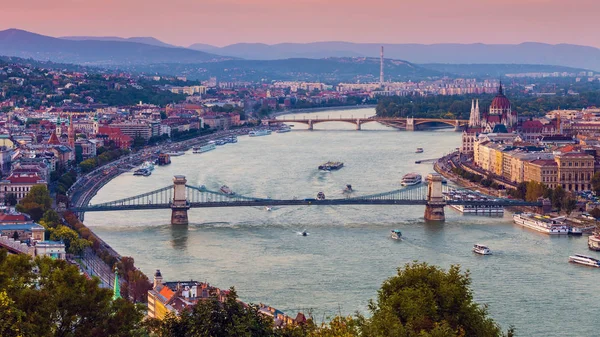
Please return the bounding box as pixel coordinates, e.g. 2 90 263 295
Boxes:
6 173 44 184
0 213 29 223
48 132 61 145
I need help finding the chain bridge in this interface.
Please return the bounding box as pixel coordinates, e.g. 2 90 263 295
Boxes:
70 174 543 225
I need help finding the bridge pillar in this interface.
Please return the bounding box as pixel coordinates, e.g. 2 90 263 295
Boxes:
406 117 415 131
308 120 313 130
356 119 361 130
171 175 190 225
454 120 461 132
424 173 445 221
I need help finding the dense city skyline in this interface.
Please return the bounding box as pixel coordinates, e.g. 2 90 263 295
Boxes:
1 0 599 47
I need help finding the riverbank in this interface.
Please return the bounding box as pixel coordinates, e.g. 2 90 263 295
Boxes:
269 104 377 118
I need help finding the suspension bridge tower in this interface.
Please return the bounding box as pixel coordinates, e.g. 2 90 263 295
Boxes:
424 173 445 221
171 175 190 225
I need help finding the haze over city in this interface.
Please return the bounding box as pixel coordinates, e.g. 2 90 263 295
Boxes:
2 0 600 47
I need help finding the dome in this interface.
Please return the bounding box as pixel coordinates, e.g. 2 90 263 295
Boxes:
489 84 511 112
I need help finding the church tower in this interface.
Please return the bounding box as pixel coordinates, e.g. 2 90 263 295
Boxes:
468 99 481 127
56 116 62 136
92 113 99 135
67 113 75 148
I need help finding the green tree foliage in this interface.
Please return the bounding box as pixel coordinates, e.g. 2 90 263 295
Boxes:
49 225 90 256
147 288 278 337
589 207 600 219
525 181 548 202
79 148 129 173
4 193 17 206
552 185 566 210
15 185 52 221
591 172 600 196
0 250 146 337
360 262 513 337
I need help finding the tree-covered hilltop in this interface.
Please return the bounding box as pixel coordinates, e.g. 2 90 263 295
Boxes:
1 254 513 337
376 83 600 119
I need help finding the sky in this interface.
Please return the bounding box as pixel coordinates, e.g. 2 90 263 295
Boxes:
1 0 599 47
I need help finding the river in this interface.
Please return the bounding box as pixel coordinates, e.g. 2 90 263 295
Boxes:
87 108 599 336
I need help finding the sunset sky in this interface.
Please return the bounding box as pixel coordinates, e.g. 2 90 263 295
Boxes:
1 0 599 47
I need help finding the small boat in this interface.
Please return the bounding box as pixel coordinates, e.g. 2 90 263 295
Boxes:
390 229 402 240
265 206 272 211
472 244 492 255
165 151 185 157
415 148 424 153
301 230 309 237
157 153 171 165
317 192 326 200
276 126 292 133
569 254 600 268
215 139 226 146
133 168 151 177
343 184 353 194
229 136 238 143
141 161 154 171
569 226 584 235
318 161 344 171
220 185 235 195
401 173 422 186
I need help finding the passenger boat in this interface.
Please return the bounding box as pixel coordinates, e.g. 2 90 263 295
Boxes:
141 161 154 171
215 139 226 146
249 129 272 137
472 244 492 255
589 233 600 251
512 213 569 235
568 254 600 268
318 162 344 171
165 151 185 157
276 126 291 133
220 185 235 195
390 229 402 240
401 173 422 186
415 148 424 153
193 142 216 154
443 189 504 215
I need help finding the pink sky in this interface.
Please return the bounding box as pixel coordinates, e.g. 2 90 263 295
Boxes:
1 0 599 47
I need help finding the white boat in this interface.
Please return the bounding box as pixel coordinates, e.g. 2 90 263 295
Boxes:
390 229 402 240
512 213 569 235
165 151 185 157
220 185 235 195
443 189 504 215
415 148 424 153
401 173 422 186
472 244 492 255
568 226 584 235
193 143 216 154
276 126 291 133
589 234 600 251
568 254 600 268
249 129 272 137
140 161 154 171
265 206 272 211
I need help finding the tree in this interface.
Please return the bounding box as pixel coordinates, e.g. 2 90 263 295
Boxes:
564 197 578 215
359 262 513 337
552 186 566 210
15 185 52 221
525 181 547 202
590 207 600 219
40 209 61 229
0 250 146 337
147 288 278 337
49 225 90 255
4 193 17 207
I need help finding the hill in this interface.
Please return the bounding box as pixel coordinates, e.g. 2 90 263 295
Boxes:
189 41 600 71
60 36 177 48
128 57 441 83
420 63 590 77
0 29 228 65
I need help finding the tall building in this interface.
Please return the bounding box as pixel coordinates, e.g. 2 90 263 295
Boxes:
480 83 517 132
67 113 75 148
379 46 384 86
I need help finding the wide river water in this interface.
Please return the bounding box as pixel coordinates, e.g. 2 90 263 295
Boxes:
88 108 598 336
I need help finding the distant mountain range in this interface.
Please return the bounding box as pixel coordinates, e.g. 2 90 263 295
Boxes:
187 42 600 71
60 36 177 49
0 29 228 65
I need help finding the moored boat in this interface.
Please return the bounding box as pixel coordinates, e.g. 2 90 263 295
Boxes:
415 148 424 153
141 161 154 171
568 254 600 268
512 213 569 235
390 229 402 240
165 151 185 157
472 244 492 255
133 168 151 176
276 126 292 133
157 153 171 165
443 189 504 215
249 129 272 137
193 142 216 154
401 173 422 186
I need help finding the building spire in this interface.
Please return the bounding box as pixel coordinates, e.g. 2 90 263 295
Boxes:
113 270 122 300
468 99 481 127
498 81 504 95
